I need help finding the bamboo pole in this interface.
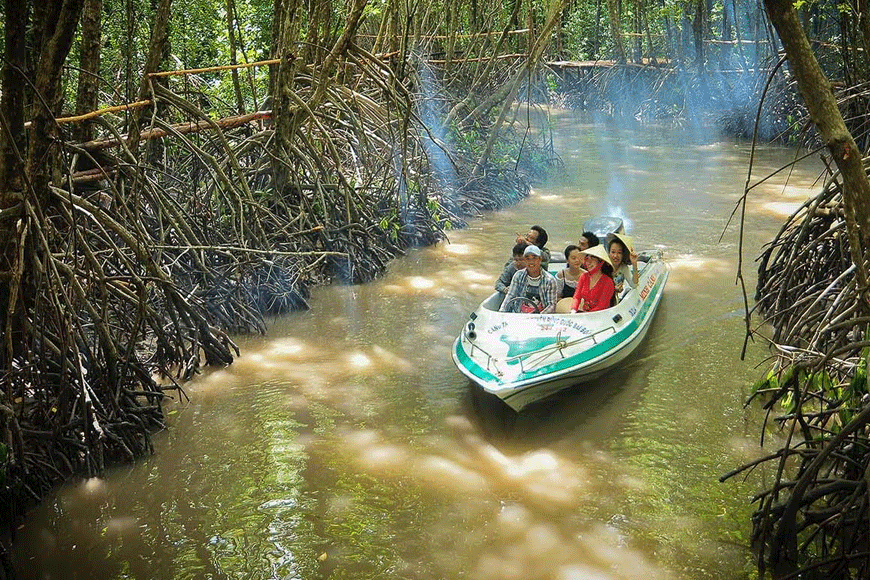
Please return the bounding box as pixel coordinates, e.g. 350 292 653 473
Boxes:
78 110 272 150
55 100 152 124
147 57 282 78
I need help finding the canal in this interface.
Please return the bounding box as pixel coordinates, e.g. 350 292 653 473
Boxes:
13 110 822 579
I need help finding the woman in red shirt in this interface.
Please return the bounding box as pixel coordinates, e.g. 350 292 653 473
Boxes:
570 244 615 313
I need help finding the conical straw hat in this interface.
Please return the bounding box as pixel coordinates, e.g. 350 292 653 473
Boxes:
606 232 634 254
579 243 612 267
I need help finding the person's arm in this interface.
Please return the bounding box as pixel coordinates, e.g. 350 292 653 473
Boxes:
499 270 524 312
630 251 640 287
495 263 516 293
554 269 565 297
570 273 586 313
541 247 551 270
540 274 559 314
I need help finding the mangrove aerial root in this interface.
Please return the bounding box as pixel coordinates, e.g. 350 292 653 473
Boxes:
724 163 870 579
2 40 558 517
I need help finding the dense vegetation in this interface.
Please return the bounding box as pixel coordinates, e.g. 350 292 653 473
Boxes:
0 0 869 578
717 2 870 579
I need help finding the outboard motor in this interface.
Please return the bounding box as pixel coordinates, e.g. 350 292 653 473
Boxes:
582 216 625 240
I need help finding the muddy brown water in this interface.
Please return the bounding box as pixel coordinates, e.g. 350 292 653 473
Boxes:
13 110 822 579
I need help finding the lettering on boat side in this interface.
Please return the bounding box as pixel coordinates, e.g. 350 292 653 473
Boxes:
486 321 507 334
542 317 589 334
640 273 657 300
484 316 590 337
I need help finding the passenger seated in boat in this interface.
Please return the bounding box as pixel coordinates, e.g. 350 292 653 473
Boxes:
495 241 528 294
516 225 551 270
570 245 615 313
606 232 639 296
578 231 599 251
555 244 585 299
499 245 558 314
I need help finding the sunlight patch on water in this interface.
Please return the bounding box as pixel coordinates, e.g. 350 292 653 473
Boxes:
347 352 372 368
359 443 410 471
79 477 108 497
471 521 673 580
761 201 804 218
266 338 306 359
459 269 493 283
371 345 413 372
193 368 243 393
104 516 139 537
417 455 491 492
383 278 448 295
408 276 435 289
198 338 418 413
444 243 472 255
666 254 730 273
778 184 815 198
727 434 769 463
343 419 591 510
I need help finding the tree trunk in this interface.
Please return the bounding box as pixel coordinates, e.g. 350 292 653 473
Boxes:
226 0 245 114
306 0 332 66
0 0 28 194
607 0 626 62
721 0 732 68
127 0 172 158
0 0 29 381
27 0 85 202
660 0 672 61
270 0 304 194
124 0 134 101
74 0 102 143
594 0 602 56
633 0 642 63
692 0 704 71
473 0 570 176
6 0 83 465
763 1 870 452
446 0 455 72
558 0 572 57
860 0 870 81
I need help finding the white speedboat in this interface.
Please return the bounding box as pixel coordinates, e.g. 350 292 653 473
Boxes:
452 226 668 411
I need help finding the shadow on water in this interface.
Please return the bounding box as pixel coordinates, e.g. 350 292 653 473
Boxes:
462 364 637 449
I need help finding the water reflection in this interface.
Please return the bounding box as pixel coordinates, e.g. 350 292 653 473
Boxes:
14 113 822 580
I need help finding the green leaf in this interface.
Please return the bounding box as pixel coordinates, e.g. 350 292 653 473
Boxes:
781 390 796 414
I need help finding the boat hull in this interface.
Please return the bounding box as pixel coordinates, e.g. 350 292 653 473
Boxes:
452 255 668 411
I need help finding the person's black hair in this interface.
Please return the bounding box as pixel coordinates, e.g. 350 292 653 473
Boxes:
601 262 614 276
580 231 599 247
530 225 548 248
512 241 528 256
609 237 629 265
563 244 580 260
